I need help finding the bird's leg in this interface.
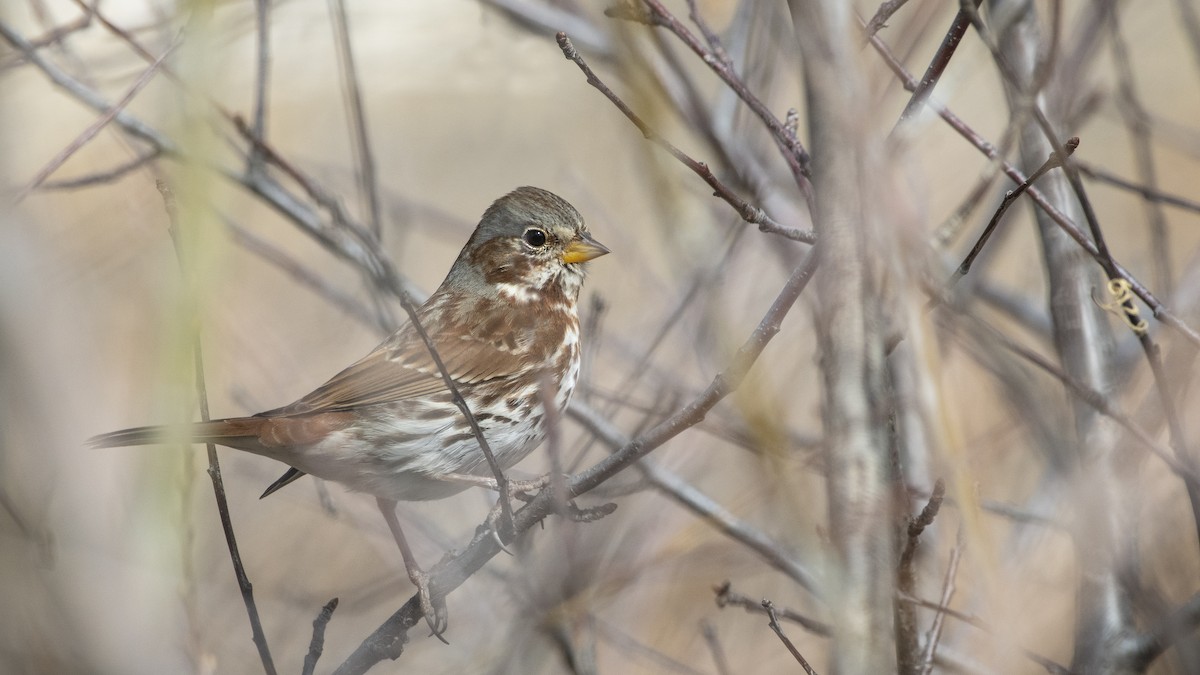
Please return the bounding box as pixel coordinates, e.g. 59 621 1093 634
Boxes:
374 497 448 641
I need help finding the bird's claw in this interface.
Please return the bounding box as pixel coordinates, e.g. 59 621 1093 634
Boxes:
410 567 449 642
491 526 514 556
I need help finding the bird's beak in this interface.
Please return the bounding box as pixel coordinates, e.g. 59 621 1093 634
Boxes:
562 232 611 264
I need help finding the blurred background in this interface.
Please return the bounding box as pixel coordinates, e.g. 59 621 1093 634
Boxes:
2 0 1200 673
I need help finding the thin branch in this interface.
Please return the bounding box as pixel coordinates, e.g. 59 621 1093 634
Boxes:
623 0 813 181
24 12 91 49
898 593 1075 674
764 600 819 674
684 0 729 62
247 0 271 172
950 138 1078 282
39 148 162 190
569 400 821 594
1078 162 1200 215
899 479 945 584
592 617 706 675
866 0 913 38
891 1 981 130
919 540 963 675
699 619 732 675
714 582 831 636
16 36 177 201
0 20 176 152
937 304 1197 483
1108 6 1172 294
157 181 277 675
301 598 339 675
556 33 815 245
328 0 382 237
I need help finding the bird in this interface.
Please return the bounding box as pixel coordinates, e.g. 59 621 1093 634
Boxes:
88 186 609 636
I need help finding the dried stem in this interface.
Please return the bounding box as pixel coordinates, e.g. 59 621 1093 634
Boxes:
157 180 277 675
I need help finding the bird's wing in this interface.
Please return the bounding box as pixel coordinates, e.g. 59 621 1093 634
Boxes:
270 324 533 416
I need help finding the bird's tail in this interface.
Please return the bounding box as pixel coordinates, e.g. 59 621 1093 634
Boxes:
87 417 267 450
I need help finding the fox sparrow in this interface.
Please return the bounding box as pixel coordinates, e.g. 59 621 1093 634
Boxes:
89 186 609 634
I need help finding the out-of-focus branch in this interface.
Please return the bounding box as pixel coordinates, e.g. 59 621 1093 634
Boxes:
568 400 821 594
789 1 899 672
1108 8 1172 295
607 0 812 184
1078 162 1200 215
157 181 277 675
557 33 816 245
865 25 1200 349
16 36 177 200
890 1 982 131
1127 592 1200 670
328 0 382 237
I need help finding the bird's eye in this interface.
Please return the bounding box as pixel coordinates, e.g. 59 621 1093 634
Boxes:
523 228 548 248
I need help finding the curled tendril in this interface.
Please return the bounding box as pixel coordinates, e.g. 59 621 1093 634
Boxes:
1094 278 1149 334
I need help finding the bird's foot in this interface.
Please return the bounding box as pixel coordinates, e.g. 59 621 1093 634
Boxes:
408 566 448 642
503 474 552 502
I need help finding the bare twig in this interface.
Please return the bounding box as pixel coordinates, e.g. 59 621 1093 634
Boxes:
897 593 1075 674
890 0 981 129
556 33 816 245
1078 162 1200 215
570 401 821 594
1108 7 1172 294
0 20 176 153
592 617 706 675
247 0 271 173
950 138 1078 282
897 477 946 673
328 0 382 237
17 37 177 201
39 148 162 190
714 582 831 636
764 600 819 674
684 0 729 63
614 0 813 182
24 13 91 49
302 598 339 675
919 540 963 675
937 303 1197 483
866 0 913 38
